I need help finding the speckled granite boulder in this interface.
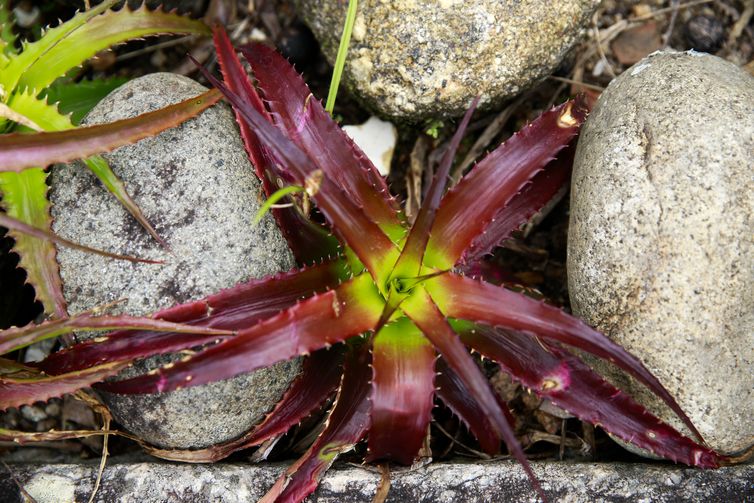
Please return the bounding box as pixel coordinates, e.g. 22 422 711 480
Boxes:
50 73 300 450
568 51 754 455
295 0 598 120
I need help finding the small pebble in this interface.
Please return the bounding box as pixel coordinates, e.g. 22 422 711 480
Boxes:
44 402 61 417
684 15 725 53
20 405 47 423
36 419 58 433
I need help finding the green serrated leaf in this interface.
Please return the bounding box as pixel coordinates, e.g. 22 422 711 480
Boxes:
0 101 42 130
0 168 66 318
8 86 74 130
18 4 210 92
43 77 128 125
0 0 17 57
0 0 118 94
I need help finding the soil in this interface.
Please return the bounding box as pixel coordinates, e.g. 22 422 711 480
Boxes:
1 0 752 468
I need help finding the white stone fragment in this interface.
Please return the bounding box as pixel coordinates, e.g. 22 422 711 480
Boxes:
342 116 398 176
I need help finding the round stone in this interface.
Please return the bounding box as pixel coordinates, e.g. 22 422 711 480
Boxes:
295 0 599 120
568 51 753 455
50 73 300 450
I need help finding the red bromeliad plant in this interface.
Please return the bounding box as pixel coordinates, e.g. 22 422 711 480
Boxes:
1 26 722 502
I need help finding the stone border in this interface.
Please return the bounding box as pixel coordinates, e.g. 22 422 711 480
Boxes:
1 460 752 502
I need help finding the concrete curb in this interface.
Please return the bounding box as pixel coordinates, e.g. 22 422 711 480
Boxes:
1 460 752 502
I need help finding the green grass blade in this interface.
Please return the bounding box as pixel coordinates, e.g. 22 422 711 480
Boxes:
252 185 305 226
83 155 167 247
325 0 358 114
18 4 210 92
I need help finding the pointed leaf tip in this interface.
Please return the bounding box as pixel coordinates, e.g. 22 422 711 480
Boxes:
425 97 588 270
428 272 705 444
0 89 222 172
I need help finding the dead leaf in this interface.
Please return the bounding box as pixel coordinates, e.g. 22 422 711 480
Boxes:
611 22 662 65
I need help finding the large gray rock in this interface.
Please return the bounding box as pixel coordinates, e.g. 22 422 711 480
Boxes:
50 73 300 450
2 460 752 502
295 0 598 121
568 51 754 455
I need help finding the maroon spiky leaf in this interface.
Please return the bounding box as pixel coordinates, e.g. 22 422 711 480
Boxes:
427 273 704 443
240 42 404 243
1 313 232 357
0 361 128 410
435 358 502 456
212 26 273 185
0 89 222 172
391 98 478 279
260 342 372 503
158 258 350 328
424 97 588 270
460 324 720 467
134 347 346 463
40 260 349 375
101 274 384 394
38 329 231 377
245 346 345 447
401 288 545 500
211 27 338 263
461 146 574 265
366 317 435 464
0 213 161 264
196 65 400 285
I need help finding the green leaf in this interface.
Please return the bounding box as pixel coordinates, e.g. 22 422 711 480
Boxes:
8 86 74 130
43 78 128 125
18 4 210 92
0 168 66 317
0 88 222 172
0 0 118 94
0 0 17 58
